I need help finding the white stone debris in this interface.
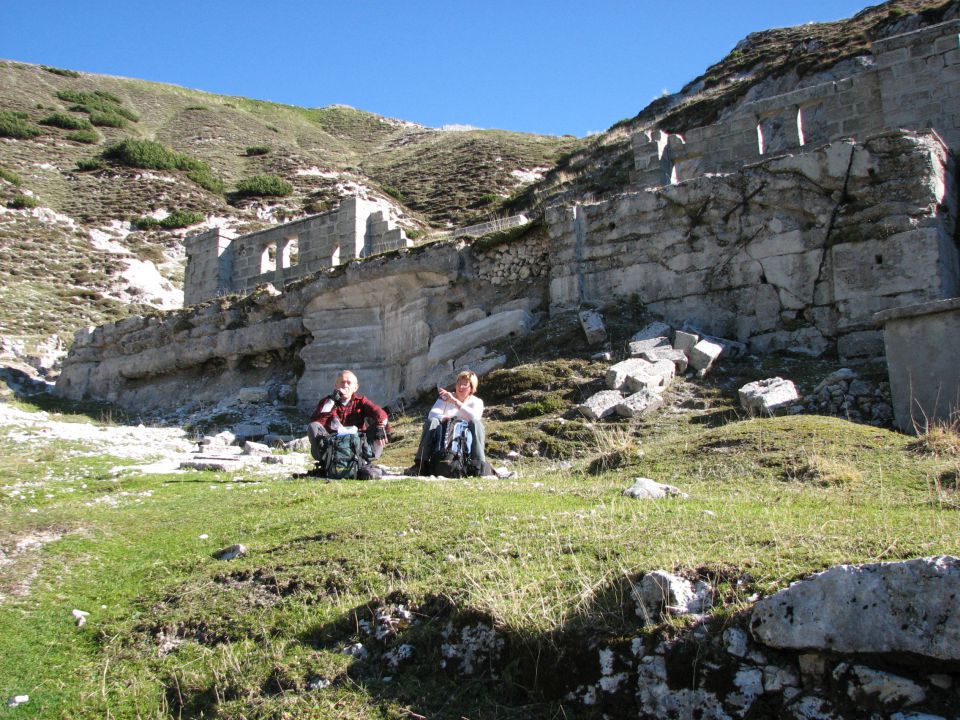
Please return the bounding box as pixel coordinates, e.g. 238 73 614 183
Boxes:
633 570 713 623
212 544 246 561
579 309 607 346
738 377 800 416
71 608 89 627
622 477 687 500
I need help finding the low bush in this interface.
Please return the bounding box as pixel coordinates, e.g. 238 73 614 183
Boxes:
234 174 293 198
67 129 100 144
88 111 127 128
245 145 271 156
40 112 92 130
134 210 205 230
41 66 81 78
0 110 42 139
102 140 223 193
8 194 39 209
0 166 23 186
57 89 139 122
75 158 106 171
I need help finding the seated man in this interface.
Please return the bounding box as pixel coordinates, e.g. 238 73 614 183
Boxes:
307 370 388 473
409 369 488 476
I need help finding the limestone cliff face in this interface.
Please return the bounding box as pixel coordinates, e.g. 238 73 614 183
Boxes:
55 130 957 415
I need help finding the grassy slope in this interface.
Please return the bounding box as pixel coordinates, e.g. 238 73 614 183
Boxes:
0 386 956 718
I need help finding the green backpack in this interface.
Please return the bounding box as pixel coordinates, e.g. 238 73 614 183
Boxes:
320 433 364 479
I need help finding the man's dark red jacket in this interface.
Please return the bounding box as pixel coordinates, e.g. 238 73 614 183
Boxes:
310 393 388 433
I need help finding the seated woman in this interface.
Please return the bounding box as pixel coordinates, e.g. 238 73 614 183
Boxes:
409 370 488 476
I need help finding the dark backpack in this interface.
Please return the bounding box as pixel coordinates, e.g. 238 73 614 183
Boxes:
320 433 364 479
428 420 471 478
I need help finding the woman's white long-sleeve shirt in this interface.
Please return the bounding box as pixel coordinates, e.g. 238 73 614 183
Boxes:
427 395 484 423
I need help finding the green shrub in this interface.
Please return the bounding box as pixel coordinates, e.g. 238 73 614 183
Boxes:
67 129 100 144
75 158 106 171
478 193 498 206
40 112 92 130
133 216 161 230
9 194 39 209
133 209 205 230
57 90 139 122
234 174 293 198
101 140 224 193
187 167 225 194
41 66 80 78
0 166 23 186
0 110 42 139
382 185 404 202
88 111 127 128
245 145 271 156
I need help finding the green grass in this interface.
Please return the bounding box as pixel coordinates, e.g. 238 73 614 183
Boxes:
0 165 23 186
0 386 956 718
101 140 223 193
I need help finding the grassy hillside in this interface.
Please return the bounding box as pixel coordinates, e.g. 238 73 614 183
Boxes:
0 61 578 341
1 350 956 718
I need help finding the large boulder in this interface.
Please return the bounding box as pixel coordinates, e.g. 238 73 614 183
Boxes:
750 556 960 661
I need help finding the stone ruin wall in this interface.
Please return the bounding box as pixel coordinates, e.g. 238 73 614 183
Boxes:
55 20 960 412
183 197 411 306
633 19 960 187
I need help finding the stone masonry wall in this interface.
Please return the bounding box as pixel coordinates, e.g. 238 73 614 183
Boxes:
550 131 958 360
633 20 960 187
183 197 411 306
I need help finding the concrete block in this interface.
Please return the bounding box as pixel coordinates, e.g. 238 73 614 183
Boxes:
738 377 800 416
639 347 689 373
615 389 664 418
577 390 623 421
624 358 675 392
673 330 699 353
579 309 607 346
606 358 654 390
628 336 671 356
689 339 723 374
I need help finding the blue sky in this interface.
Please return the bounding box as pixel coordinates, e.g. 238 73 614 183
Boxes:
3 1 874 137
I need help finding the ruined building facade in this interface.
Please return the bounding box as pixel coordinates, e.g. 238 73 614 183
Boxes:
58 20 960 416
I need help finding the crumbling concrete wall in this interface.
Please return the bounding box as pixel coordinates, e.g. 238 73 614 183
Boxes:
55 130 958 413
550 131 958 359
183 197 411 306
633 19 960 187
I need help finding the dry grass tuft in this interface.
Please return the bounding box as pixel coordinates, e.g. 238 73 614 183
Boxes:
790 453 862 488
908 416 960 457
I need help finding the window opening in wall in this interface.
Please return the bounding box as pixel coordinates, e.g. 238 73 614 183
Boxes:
260 242 277 274
875 255 884 265
280 237 299 268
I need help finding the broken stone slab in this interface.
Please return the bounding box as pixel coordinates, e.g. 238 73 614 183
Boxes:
180 458 245 472
579 309 607 346
213 544 246 561
813 367 857 393
633 570 712 624
622 477 687 499
285 436 311 453
577 390 623 420
606 358 654 390
739 377 800 416
242 440 272 455
201 430 236 447
615 389 664 418
631 321 673 342
673 329 699 353
688 339 723 375
639 346 689 373
750 556 960 661
624 358 675 392
628 336 671 356
261 454 302 465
